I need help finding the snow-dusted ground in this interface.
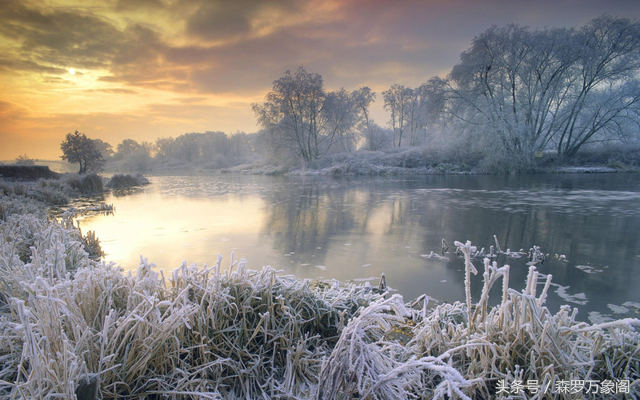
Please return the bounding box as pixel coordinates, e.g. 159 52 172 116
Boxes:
220 147 638 177
554 166 620 173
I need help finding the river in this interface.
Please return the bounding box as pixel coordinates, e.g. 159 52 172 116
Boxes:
78 172 640 323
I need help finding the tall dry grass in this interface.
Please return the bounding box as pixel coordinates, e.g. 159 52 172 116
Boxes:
0 199 384 398
316 241 639 399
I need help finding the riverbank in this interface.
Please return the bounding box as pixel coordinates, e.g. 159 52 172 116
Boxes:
1 176 639 398
218 147 639 176
0 165 61 181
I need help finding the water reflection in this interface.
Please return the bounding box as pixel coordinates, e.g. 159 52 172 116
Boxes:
78 173 640 322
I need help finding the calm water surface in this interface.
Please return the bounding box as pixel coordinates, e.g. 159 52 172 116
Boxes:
78 173 640 323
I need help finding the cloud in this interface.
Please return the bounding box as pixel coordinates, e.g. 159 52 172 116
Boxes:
0 1 125 73
3 0 640 160
0 57 66 74
0 100 26 125
184 0 300 42
4 0 640 92
0 1 176 89
172 96 209 104
7 0 634 97
85 88 139 94
115 0 166 12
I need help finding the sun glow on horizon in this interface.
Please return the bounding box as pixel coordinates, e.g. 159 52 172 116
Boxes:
69 68 75 75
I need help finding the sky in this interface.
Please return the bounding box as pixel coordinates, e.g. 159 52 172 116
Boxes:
2 0 640 160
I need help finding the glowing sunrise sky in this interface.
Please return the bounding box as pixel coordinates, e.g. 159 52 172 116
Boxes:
2 0 640 160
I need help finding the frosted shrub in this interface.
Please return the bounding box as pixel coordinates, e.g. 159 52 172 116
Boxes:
0 196 45 222
27 185 70 205
105 173 150 189
62 173 105 195
317 295 476 399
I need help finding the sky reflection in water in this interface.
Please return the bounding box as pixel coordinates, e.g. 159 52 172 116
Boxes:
78 173 640 323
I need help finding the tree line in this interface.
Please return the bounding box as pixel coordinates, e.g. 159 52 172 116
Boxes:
60 130 255 173
253 15 640 170
59 15 640 174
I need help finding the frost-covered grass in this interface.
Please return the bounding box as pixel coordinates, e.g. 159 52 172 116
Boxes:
0 196 638 399
293 148 475 176
318 242 639 399
105 173 150 189
0 201 384 398
0 174 107 209
221 163 290 175
230 143 640 176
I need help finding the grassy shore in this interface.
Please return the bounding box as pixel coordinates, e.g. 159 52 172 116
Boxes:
219 146 640 176
0 177 638 399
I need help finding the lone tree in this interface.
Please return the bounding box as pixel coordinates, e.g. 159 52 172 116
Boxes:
60 130 105 174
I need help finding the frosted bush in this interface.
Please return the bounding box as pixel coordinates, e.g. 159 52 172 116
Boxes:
105 173 150 189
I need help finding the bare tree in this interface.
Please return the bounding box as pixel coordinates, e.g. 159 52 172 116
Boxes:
351 86 376 148
382 84 412 147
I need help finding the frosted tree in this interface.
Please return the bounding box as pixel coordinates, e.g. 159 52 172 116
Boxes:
90 139 113 160
351 86 377 149
382 84 412 147
253 67 366 162
383 84 433 147
324 88 360 153
445 16 640 160
406 84 429 146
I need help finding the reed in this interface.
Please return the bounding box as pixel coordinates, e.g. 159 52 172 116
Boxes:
316 241 640 399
